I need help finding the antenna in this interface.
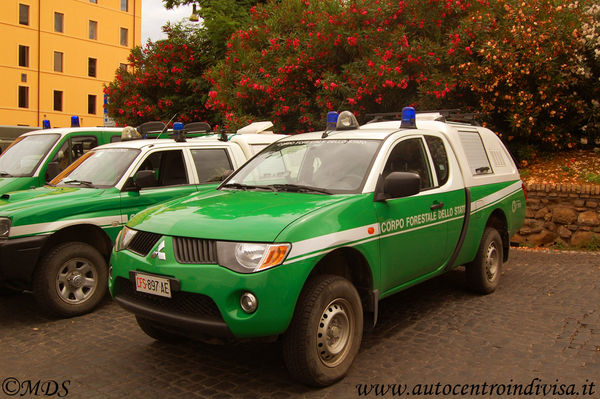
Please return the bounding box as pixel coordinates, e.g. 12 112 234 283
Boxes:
154 113 178 142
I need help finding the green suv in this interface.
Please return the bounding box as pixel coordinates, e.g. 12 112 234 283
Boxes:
110 109 526 386
0 127 122 194
0 128 284 317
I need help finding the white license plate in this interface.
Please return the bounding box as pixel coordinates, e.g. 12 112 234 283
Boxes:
134 272 172 298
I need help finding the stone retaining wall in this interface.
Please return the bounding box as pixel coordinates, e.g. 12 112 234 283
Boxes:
512 182 600 248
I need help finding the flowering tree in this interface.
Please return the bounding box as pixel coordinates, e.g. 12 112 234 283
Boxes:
104 24 213 126
454 0 599 153
206 0 599 152
206 0 475 132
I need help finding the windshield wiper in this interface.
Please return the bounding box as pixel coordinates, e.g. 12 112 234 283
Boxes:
0 171 13 177
270 184 332 195
221 183 275 192
62 179 95 187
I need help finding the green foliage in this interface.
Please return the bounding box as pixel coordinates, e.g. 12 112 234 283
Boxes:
107 0 600 148
206 0 599 145
582 173 600 184
105 1 261 127
104 23 216 126
206 0 476 131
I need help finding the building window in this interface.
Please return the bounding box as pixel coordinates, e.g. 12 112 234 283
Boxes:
21 73 27 83
89 20 97 40
54 52 63 72
88 95 96 114
53 91 63 111
18 45 29 67
18 86 29 108
54 12 64 33
88 58 97 77
121 0 128 12
90 0 97 3
120 27 128 46
19 4 29 25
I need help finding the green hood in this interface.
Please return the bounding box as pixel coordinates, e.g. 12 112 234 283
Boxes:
128 190 349 242
0 177 38 194
0 186 116 227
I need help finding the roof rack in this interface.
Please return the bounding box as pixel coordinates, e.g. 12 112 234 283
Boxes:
366 109 479 126
137 121 166 136
184 122 212 134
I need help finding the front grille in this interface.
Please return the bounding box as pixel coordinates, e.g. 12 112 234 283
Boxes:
128 231 161 256
173 237 217 264
115 277 222 320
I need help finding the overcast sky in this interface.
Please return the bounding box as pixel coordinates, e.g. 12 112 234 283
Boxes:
141 0 194 43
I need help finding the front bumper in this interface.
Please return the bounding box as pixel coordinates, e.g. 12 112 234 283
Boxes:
0 235 49 288
109 247 315 339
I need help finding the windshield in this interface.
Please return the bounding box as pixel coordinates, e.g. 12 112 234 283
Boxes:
53 148 140 188
224 139 381 194
0 134 60 177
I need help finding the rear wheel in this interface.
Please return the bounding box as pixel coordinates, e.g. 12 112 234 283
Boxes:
32 242 107 317
282 275 363 387
466 227 503 294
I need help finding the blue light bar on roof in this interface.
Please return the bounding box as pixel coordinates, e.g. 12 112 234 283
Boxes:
326 111 338 130
400 107 416 129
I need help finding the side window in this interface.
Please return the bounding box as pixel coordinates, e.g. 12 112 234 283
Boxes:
49 136 97 172
425 136 449 186
383 138 433 190
135 150 188 188
190 149 233 183
458 130 493 175
50 140 71 173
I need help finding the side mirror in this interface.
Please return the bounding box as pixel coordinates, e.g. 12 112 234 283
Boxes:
123 170 156 191
374 172 420 201
134 170 157 189
46 162 61 181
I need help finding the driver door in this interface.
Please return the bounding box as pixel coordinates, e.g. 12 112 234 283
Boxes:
120 149 198 222
374 137 448 294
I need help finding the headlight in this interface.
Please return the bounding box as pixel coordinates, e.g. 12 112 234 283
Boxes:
115 226 138 252
0 218 11 238
216 241 291 273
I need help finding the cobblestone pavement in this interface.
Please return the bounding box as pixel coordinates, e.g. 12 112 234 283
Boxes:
1 249 599 398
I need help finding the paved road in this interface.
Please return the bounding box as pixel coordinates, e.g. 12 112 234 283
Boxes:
1 249 599 398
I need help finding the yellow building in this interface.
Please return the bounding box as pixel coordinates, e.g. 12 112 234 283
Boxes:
0 0 141 128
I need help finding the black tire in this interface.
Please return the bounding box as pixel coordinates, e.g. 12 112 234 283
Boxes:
282 275 363 387
466 227 503 294
32 242 107 317
136 316 184 342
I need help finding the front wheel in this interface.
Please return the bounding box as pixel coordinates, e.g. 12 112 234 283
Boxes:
282 275 363 387
466 227 503 294
32 242 107 317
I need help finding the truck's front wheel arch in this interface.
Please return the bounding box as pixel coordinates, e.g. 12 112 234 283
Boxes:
38 224 113 263
305 248 374 317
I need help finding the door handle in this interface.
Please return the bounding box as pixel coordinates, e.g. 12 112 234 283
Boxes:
430 201 444 210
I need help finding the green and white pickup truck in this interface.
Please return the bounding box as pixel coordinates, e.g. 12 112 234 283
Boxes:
109 109 526 386
0 127 123 194
0 125 285 317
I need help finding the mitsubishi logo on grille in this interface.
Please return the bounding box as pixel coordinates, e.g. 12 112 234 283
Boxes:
151 240 166 261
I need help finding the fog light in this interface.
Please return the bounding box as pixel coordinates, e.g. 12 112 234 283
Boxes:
108 266 113 280
240 292 258 313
